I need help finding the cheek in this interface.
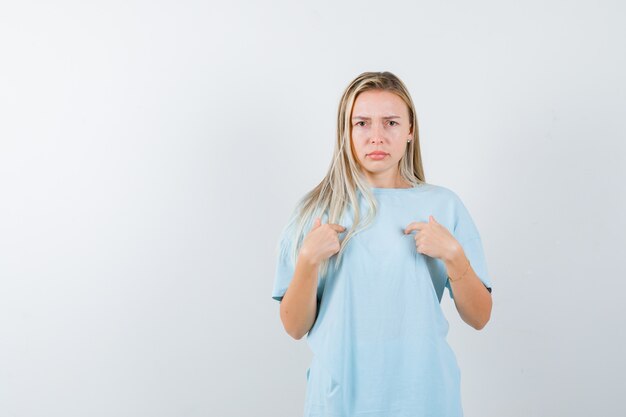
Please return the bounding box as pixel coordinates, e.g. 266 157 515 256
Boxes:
394 139 408 152
350 136 363 159
351 129 364 141
351 132 366 150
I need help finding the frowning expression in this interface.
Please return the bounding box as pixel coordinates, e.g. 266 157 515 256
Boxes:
350 89 413 176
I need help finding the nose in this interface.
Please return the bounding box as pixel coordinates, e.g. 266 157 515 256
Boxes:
370 122 385 144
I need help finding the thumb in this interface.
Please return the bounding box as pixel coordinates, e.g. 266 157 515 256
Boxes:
429 215 438 224
312 217 322 229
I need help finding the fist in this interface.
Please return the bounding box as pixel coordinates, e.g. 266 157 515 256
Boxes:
404 215 460 261
299 217 347 265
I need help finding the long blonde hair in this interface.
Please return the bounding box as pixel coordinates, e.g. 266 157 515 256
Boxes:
279 71 428 281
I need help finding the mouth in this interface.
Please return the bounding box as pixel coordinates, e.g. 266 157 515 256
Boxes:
367 152 388 160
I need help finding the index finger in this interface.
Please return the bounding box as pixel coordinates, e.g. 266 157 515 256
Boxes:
404 221 427 234
327 223 346 233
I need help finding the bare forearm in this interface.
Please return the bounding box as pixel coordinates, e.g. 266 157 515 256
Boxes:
279 255 319 340
443 247 492 330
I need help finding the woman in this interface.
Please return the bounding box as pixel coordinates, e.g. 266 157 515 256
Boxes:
272 71 493 417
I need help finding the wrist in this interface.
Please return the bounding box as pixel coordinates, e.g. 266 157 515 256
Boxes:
443 242 464 265
444 244 470 282
298 248 320 268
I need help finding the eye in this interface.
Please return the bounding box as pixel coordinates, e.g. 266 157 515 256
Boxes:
355 121 366 126
388 121 398 126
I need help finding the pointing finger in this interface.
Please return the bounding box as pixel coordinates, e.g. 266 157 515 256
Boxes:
404 221 427 234
328 224 347 233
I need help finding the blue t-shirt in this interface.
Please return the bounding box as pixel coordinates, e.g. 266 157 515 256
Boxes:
272 183 492 417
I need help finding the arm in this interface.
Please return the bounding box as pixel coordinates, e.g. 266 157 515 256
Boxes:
443 245 493 330
279 254 320 340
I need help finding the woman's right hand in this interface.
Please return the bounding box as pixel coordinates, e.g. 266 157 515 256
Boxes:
298 217 346 266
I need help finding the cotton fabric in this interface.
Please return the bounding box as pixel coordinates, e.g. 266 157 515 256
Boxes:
272 183 492 417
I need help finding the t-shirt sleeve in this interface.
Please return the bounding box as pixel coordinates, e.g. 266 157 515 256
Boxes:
445 194 493 300
271 228 297 302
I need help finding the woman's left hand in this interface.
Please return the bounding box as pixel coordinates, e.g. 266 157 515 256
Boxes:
404 215 461 262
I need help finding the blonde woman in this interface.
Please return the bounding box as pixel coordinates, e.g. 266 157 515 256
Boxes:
272 71 493 417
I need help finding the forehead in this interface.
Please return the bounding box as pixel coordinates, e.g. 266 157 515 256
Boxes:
351 90 408 118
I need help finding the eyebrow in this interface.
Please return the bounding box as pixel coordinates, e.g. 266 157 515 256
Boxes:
351 115 401 121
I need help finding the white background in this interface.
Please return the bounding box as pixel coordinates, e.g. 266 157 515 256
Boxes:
1 1 625 416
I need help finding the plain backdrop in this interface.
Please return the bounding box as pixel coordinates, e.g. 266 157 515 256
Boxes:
1 1 625 416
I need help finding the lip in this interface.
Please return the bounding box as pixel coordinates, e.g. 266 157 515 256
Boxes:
367 151 389 156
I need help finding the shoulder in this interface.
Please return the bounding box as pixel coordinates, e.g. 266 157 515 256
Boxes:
420 183 474 224
420 182 463 204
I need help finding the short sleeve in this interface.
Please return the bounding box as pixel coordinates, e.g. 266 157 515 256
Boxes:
446 194 493 299
271 228 297 302
271 216 328 303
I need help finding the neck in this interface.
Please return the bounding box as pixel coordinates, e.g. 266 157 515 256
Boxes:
365 173 411 189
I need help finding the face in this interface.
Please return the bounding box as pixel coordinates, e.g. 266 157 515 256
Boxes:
350 89 413 184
